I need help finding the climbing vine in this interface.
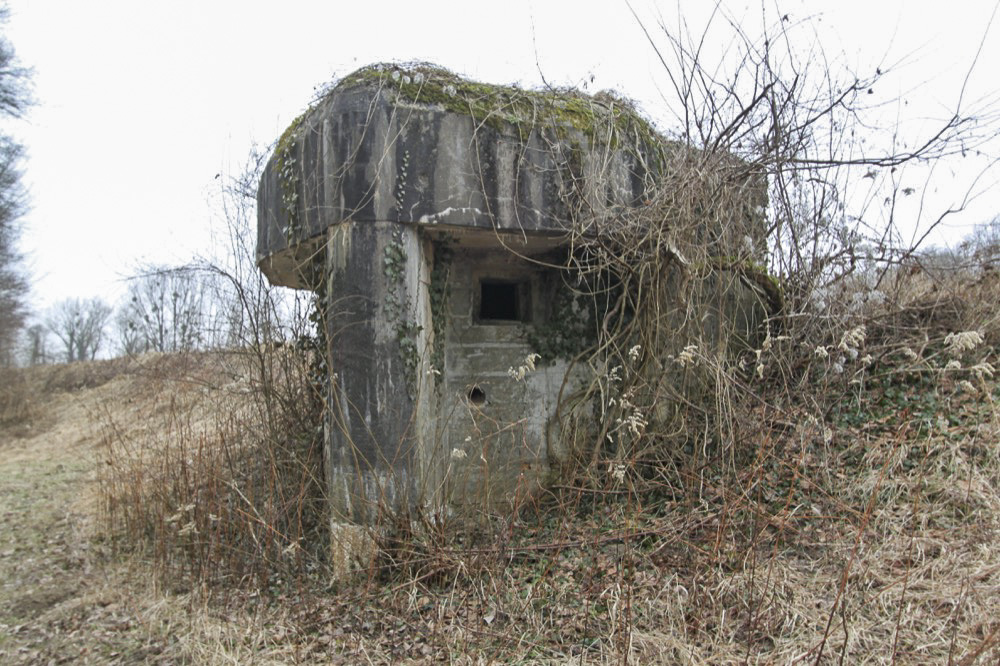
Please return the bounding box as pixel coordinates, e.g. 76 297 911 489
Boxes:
526 279 602 363
276 113 306 236
428 235 454 383
383 238 422 399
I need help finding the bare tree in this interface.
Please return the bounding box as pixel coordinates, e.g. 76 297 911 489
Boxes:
0 3 32 366
113 306 146 356
204 147 307 350
0 3 30 118
24 323 49 365
46 298 112 362
960 214 1000 264
613 6 1000 348
119 266 208 353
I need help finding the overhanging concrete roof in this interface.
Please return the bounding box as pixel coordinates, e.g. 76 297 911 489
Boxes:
257 63 664 288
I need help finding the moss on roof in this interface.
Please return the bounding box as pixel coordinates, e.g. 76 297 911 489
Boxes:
330 62 665 153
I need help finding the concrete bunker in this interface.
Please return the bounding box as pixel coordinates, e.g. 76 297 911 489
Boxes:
256 63 768 524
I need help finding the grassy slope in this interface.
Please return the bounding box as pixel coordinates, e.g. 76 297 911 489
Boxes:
0 356 297 664
0 338 998 664
0 358 170 663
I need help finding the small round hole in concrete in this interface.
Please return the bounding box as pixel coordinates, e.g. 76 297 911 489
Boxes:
468 386 486 406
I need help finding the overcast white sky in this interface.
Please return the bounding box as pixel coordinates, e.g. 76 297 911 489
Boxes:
4 0 999 314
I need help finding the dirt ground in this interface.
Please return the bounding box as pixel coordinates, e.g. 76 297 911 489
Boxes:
0 356 251 665
0 363 153 662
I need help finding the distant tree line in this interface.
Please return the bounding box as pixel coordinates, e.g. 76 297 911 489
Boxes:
0 1 287 367
29 265 246 363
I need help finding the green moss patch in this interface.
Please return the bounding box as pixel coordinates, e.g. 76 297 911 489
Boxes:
334 62 665 156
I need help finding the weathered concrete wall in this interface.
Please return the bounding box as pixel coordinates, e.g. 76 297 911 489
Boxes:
321 218 581 520
257 69 657 289
431 246 578 510
323 220 433 521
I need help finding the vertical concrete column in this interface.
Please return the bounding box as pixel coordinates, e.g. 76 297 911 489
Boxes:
324 220 428 521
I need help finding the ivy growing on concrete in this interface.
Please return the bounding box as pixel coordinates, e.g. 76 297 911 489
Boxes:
382 238 421 399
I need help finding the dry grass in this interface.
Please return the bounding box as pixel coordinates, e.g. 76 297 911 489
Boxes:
95 347 327 589
1 297 997 663
275 256 999 664
4 261 1000 664
0 366 36 431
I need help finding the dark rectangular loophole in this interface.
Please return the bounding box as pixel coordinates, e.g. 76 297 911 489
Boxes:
480 281 519 321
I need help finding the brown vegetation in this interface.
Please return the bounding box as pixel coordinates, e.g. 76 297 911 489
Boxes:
0 253 997 663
